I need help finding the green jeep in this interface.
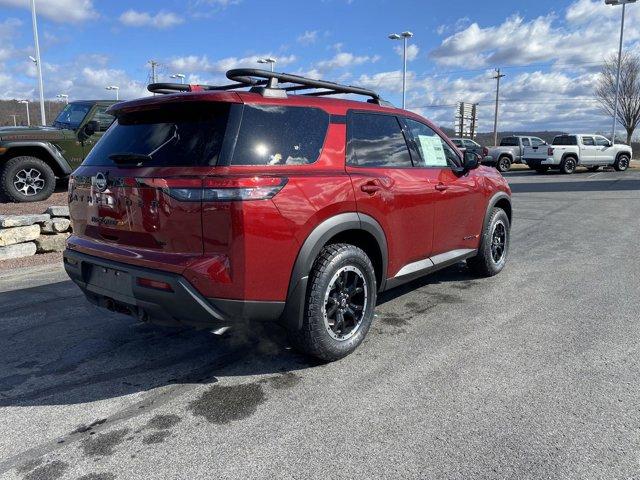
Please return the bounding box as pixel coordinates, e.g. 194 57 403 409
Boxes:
0 100 117 202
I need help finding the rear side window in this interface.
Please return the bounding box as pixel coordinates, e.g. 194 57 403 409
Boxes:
92 105 115 132
83 103 230 167
232 105 329 165
500 137 518 146
553 136 577 146
347 113 412 167
582 136 595 146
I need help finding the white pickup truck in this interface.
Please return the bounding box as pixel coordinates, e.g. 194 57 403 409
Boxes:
523 134 633 174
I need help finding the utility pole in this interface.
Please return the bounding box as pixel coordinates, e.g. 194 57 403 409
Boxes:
10 115 18 126
492 68 505 146
148 60 159 84
30 0 46 126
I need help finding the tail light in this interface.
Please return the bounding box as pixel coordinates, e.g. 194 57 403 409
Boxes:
136 177 287 202
482 147 489 157
548 147 554 156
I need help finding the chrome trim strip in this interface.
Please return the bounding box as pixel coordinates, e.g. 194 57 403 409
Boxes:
394 248 477 279
394 258 435 278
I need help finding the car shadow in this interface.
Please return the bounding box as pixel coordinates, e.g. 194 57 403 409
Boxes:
509 177 640 194
0 280 319 408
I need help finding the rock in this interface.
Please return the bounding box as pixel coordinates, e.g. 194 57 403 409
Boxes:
0 214 50 228
0 242 37 260
35 233 70 253
41 218 71 234
0 225 41 247
45 205 70 218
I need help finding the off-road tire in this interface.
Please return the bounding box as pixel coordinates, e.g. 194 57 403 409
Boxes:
0 156 56 202
497 156 512 173
467 208 510 277
290 243 377 362
614 154 630 172
560 156 577 175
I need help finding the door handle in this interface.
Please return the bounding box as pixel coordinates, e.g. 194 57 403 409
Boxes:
435 183 449 192
361 182 382 194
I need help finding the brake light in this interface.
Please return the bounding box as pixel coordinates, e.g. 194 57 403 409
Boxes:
203 176 287 201
548 147 554 156
135 176 287 202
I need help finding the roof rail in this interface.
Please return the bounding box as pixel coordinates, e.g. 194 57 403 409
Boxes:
147 68 393 106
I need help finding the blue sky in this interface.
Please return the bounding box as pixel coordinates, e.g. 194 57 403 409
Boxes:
0 0 639 135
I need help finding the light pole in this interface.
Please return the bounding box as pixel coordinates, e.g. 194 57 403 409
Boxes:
10 114 18 126
19 100 30 126
605 0 637 144
388 31 413 109
29 0 46 126
170 73 186 84
105 85 119 100
257 57 277 72
56 94 68 104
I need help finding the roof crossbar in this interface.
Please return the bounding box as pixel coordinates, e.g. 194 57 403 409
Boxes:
147 68 392 106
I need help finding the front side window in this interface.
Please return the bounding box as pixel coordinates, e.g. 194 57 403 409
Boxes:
404 118 460 168
595 136 610 146
531 137 545 147
463 140 479 148
347 113 412 167
232 105 329 166
522 138 531 147
582 136 595 146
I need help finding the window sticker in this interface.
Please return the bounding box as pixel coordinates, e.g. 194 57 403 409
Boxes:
417 135 448 167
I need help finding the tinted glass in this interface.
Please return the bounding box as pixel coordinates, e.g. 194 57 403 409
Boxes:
531 137 545 147
347 113 412 167
404 118 460 168
582 136 595 146
463 140 478 148
553 136 578 146
93 105 115 132
232 105 329 165
452 139 463 147
595 136 610 146
53 103 90 129
522 138 531 147
82 103 230 167
500 137 518 146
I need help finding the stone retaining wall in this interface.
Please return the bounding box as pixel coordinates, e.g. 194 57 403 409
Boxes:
0 206 71 260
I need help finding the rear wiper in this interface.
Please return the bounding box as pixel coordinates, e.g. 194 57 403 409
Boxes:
108 153 151 166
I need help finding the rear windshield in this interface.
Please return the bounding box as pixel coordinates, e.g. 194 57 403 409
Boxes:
231 105 329 165
500 137 518 146
82 103 230 167
552 136 577 146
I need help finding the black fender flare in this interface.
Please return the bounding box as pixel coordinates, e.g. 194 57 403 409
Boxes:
481 191 512 236
561 152 579 165
0 141 72 176
615 150 631 162
283 212 388 330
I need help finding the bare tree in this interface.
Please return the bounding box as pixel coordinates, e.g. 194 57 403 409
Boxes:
596 52 640 145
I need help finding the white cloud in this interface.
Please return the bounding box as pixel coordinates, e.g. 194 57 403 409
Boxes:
297 30 318 45
0 0 98 23
119 10 184 29
394 44 419 62
168 54 297 74
315 52 380 72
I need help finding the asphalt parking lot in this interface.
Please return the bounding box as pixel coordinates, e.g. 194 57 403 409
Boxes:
1 168 639 480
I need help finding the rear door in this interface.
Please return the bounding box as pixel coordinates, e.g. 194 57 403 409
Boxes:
346 112 437 277
403 118 485 256
580 136 598 164
68 101 233 269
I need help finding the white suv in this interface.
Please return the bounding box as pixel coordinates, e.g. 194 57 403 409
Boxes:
523 134 633 174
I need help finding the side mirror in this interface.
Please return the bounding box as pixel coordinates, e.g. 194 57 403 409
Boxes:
83 120 98 137
463 151 481 171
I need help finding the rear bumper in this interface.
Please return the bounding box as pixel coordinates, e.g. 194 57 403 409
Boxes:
524 157 557 167
63 249 284 328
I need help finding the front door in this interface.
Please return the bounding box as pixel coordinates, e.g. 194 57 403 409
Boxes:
403 118 485 256
595 136 615 163
346 112 437 278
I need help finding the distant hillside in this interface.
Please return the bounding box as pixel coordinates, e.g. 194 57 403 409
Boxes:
0 100 65 127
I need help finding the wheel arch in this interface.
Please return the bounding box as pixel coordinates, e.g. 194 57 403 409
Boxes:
483 191 512 233
283 212 388 330
1 142 72 177
561 152 579 164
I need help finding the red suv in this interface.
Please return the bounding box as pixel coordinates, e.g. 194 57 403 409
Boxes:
64 69 512 361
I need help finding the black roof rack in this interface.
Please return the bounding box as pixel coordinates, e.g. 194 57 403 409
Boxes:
147 68 392 106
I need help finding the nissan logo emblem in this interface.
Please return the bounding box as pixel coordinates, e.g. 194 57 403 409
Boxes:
95 172 108 192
